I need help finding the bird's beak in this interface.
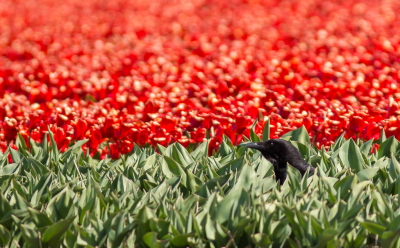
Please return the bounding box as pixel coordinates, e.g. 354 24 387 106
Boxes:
239 142 267 151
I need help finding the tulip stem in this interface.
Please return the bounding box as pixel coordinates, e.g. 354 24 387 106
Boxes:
74 160 86 189
234 134 238 146
311 134 317 149
28 130 32 153
107 140 112 158
225 230 238 248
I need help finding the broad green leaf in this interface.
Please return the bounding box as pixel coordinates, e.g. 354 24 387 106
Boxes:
214 188 250 223
170 144 189 167
61 139 89 160
252 233 271 246
42 216 76 247
331 132 346 152
186 170 203 192
222 135 235 149
255 177 276 194
315 228 338 248
261 118 271 141
378 136 399 159
175 143 194 165
9 147 23 164
281 125 310 145
389 154 400 179
0 224 11 246
161 156 186 178
137 207 156 243
218 153 235 167
357 167 379 181
28 157 50 175
250 119 261 142
71 139 89 151
0 191 12 217
134 143 143 155
143 232 169 248
197 174 231 198
334 175 358 200
216 156 245 175
360 138 374 156
141 153 157 171
356 217 386 235
381 129 387 144
16 133 29 153
191 140 209 160
287 163 302 193
47 126 59 163
20 224 40 248
217 140 232 157
205 214 216 240
170 233 196 247
32 172 53 199
28 208 53 228
157 144 166 155
149 218 169 238
271 218 291 243
338 139 364 172
231 163 257 192
255 158 274 178
382 229 400 248
0 163 19 176
13 190 31 210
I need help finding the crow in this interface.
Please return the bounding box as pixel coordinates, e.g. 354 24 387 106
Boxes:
240 139 316 185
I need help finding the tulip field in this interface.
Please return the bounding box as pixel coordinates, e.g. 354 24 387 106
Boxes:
3 125 400 247
2 0 400 247
1 0 400 157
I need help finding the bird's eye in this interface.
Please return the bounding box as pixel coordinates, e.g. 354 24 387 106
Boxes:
270 142 273 145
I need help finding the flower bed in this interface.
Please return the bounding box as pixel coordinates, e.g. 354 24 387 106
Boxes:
1 126 400 247
1 0 400 157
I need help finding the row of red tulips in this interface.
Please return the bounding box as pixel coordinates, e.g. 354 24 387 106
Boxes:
1 0 400 158
0 93 388 158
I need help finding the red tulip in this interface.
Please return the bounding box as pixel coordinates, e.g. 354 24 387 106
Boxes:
3 118 18 142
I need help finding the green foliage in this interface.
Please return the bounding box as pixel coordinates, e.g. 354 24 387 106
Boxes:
1 127 400 247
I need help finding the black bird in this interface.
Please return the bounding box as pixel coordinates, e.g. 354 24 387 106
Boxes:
241 139 316 185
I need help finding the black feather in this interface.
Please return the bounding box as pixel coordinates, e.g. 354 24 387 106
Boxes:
241 139 315 185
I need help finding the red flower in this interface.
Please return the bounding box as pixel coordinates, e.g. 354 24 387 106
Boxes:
234 116 251 134
190 128 206 143
159 116 177 133
107 142 121 159
72 119 88 140
3 118 18 142
143 100 159 122
87 128 103 150
27 112 43 130
349 115 368 137
53 127 69 149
